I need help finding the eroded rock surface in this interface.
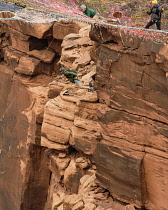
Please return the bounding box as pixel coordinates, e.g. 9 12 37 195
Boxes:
0 7 168 210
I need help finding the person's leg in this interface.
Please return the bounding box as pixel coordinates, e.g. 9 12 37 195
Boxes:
145 20 155 29
156 21 161 30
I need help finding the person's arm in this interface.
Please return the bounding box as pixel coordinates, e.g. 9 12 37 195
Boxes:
147 8 152 15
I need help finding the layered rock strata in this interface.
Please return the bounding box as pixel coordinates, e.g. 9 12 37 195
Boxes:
0 9 88 210
0 8 168 210
90 25 168 210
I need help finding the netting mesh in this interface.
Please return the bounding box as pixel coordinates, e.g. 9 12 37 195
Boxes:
0 0 168 42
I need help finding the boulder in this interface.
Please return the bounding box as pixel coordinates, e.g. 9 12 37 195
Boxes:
59 26 93 69
28 49 55 63
4 47 23 70
83 203 96 210
125 204 136 210
42 123 71 144
70 126 100 155
76 157 91 169
50 154 70 176
72 201 84 210
63 194 82 210
73 51 91 68
61 33 82 50
52 192 64 209
3 11 53 39
41 136 70 151
64 159 82 193
53 21 81 40
9 28 47 52
14 55 41 75
78 26 93 46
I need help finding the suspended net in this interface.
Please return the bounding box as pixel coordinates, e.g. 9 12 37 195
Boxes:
0 0 167 42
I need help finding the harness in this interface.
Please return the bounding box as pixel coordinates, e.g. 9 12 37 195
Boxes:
152 6 162 19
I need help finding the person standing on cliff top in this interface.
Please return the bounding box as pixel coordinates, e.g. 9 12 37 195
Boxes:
145 0 164 30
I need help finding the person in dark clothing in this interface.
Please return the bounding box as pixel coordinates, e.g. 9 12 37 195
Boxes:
145 0 164 30
80 4 97 18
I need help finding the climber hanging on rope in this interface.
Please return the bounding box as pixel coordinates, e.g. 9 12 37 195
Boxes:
145 0 164 30
59 67 94 94
80 4 120 24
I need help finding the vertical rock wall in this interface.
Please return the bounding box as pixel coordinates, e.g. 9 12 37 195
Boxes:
0 65 28 210
0 10 94 210
90 25 168 209
0 9 168 210
0 64 51 210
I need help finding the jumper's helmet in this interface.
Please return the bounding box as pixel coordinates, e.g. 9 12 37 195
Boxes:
152 0 158 4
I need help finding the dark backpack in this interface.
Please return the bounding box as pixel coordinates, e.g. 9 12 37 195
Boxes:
151 6 162 19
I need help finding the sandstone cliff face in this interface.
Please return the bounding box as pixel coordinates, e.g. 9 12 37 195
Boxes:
90 26 168 210
0 8 168 210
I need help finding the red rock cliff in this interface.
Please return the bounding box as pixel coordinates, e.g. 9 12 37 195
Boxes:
0 8 168 210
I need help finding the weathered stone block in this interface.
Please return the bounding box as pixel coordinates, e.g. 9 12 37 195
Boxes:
42 123 71 144
64 159 82 194
4 18 52 39
53 21 81 40
70 126 99 155
9 28 47 52
41 136 69 151
28 49 55 63
14 55 41 75
4 47 23 69
93 141 144 207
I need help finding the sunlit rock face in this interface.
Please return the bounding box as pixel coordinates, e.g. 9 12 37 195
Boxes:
0 11 58 209
0 64 50 210
90 25 168 209
0 6 168 210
